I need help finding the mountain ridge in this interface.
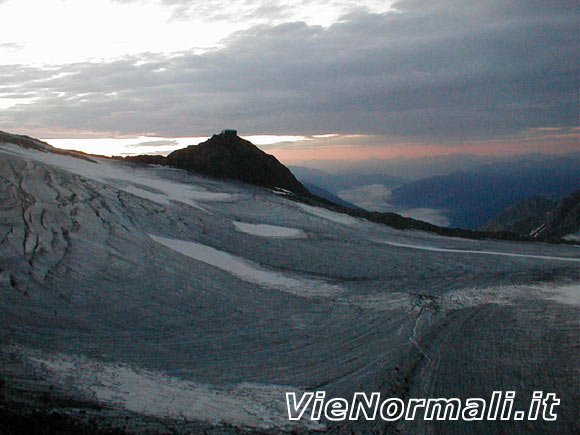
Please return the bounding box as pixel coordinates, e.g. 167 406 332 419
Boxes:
126 130 310 195
388 157 580 229
2 130 576 243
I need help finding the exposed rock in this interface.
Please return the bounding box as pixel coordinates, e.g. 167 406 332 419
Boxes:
533 190 580 241
480 191 580 241
0 130 97 162
0 130 53 151
479 196 558 234
127 130 309 194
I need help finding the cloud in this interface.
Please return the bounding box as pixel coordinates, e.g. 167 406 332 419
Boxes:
398 208 450 227
337 183 451 226
0 42 25 51
161 0 293 23
125 139 179 148
338 184 394 212
113 0 392 24
1 0 577 143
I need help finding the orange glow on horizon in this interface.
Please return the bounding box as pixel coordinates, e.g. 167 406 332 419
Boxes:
268 137 579 164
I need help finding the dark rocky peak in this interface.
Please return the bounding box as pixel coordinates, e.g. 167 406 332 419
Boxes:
156 130 310 194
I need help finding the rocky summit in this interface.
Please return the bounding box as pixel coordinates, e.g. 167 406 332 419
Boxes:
129 130 310 195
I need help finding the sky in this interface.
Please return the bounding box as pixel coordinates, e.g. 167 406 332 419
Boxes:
0 0 578 165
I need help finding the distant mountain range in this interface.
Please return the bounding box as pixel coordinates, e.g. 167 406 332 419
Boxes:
122 130 524 240
127 133 578 239
301 183 360 209
291 154 580 231
289 165 405 192
388 156 580 229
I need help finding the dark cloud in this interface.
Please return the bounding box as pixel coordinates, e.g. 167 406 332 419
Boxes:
2 0 577 142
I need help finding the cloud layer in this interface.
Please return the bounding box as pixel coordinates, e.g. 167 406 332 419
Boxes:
1 0 577 143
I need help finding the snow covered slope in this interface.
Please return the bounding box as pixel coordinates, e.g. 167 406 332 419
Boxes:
0 141 578 433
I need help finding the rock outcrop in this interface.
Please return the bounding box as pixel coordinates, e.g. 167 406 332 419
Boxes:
128 130 309 194
479 196 558 235
480 191 580 241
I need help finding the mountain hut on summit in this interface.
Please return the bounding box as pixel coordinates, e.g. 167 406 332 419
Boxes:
221 129 237 137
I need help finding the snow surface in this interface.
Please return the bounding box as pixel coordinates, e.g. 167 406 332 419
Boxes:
271 187 292 195
538 283 580 306
14 346 324 431
149 234 341 297
377 239 580 262
0 143 236 209
530 223 546 237
294 202 359 225
563 231 580 242
233 221 306 239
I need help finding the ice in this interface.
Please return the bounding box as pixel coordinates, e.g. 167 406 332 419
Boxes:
233 221 306 239
2 140 579 433
149 234 342 297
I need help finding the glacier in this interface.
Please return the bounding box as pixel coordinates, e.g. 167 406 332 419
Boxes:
0 141 578 433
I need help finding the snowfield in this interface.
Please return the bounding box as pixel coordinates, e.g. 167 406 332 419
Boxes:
9 345 324 431
149 234 341 297
0 143 237 208
233 221 306 238
0 142 578 434
294 202 360 225
377 239 580 262
563 230 580 241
